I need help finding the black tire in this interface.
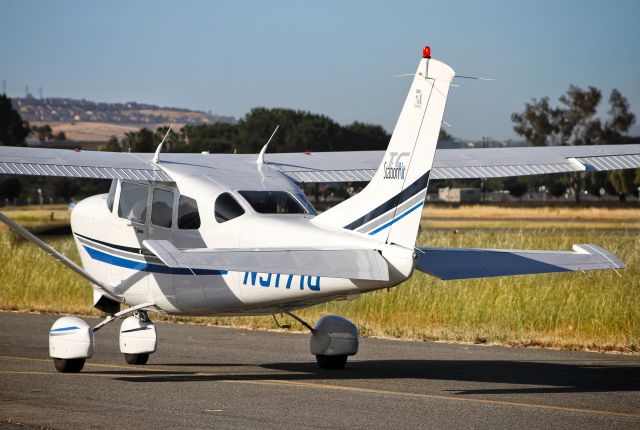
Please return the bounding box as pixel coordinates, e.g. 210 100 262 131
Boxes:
124 353 149 365
316 354 348 369
53 358 85 373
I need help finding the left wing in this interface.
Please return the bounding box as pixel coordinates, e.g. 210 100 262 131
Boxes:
415 244 625 280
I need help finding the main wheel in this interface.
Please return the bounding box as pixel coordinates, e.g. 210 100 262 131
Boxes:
316 354 348 369
53 358 85 373
124 353 149 365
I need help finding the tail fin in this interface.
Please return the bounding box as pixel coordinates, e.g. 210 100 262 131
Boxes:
313 47 455 249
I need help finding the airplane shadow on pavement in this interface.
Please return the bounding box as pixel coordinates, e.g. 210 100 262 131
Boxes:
103 359 640 395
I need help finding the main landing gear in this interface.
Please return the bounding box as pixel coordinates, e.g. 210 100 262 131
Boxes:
49 303 157 373
283 313 359 369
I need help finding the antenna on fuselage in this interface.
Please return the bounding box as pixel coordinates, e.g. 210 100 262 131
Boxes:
257 124 279 165
153 124 173 164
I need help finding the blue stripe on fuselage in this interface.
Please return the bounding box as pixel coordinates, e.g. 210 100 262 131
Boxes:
83 245 227 276
368 200 425 235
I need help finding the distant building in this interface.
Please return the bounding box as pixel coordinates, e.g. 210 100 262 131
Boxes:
438 187 481 203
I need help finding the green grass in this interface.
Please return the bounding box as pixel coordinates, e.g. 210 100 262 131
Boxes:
0 223 638 353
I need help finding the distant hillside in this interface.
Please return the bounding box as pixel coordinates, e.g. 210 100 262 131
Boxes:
13 96 235 125
12 96 236 142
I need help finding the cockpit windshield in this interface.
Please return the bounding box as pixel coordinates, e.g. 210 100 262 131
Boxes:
238 191 306 214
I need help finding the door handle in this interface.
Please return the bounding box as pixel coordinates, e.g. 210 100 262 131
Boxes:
126 223 144 234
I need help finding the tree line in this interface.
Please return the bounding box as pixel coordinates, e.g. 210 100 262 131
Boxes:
106 107 390 154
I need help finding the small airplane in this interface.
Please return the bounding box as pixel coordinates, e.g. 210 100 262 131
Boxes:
1 46 639 373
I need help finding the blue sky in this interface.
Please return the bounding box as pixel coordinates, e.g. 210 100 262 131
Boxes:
1 0 639 140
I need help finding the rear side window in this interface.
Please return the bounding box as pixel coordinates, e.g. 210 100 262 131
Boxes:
151 189 174 228
215 193 245 223
238 191 306 214
178 196 200 229
118 182 148 223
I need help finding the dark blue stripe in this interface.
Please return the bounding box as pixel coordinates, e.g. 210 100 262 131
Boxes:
368 200 425 235
50 326 80 332
344 170 430 230
83 246 227 276
75 233 142 254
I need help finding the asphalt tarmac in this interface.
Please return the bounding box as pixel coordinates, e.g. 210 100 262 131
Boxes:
1 311 639 429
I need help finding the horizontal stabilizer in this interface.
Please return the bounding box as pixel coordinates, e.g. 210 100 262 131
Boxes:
143 240 389 281
415 244 625 280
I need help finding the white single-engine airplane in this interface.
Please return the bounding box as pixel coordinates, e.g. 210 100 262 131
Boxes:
1 46 639 372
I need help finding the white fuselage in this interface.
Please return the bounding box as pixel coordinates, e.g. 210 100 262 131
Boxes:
70 165 415 316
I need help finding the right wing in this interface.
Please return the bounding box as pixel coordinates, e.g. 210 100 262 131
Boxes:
143 239 389 281
415 244 625 280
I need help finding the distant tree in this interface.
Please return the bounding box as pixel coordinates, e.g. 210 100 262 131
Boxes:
31 124 54 142
438 128 452 140
121 128 155 152
504 177 528 198
343 122 389 151
512 86 636 201
511 97 557 147
54 130 66 141
181 123 235 153
608 169 637 201
0 177 21 201
0 94 30 146
103 136 122 152
601 90 638 200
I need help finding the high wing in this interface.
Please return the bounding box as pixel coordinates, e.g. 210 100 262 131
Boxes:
0 146 170 181
142 239 389 281
415 244 625 280
266 144 640 182
1 143 638 183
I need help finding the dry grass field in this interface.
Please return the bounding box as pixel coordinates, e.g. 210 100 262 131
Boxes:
0 205 70 234
31 121 186 142
1 205 638 352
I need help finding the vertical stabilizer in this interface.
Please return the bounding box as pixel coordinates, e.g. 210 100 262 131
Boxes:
313 47 455 249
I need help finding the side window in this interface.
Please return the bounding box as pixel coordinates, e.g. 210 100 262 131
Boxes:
106 180 117 212
151 189 174 228
178 195 201 229
214 193 245 223
238 190 306 214
118 182 148 223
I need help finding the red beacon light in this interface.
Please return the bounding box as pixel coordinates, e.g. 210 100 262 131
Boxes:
422 45 431 59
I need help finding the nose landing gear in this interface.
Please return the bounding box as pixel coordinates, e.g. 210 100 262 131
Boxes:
119 311 157 365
